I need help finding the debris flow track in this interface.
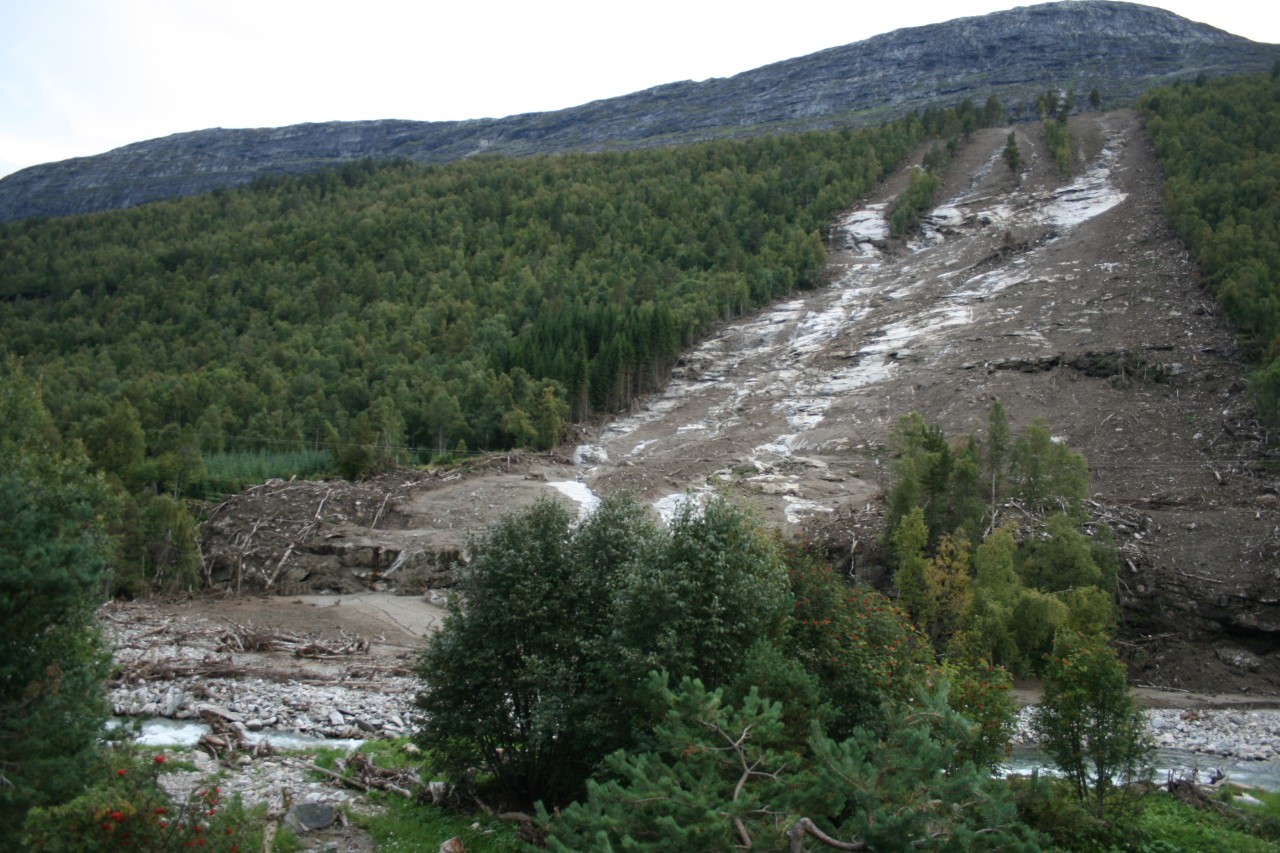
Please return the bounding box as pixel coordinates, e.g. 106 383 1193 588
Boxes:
194 110 1277 696
574 110 1279 695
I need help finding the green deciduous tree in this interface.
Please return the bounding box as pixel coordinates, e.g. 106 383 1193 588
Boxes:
892 507 935 631
894 515 975 653
413 494 656 806
136 495 203 593
612 497 792 691
531 380 569 450
926 532 974 650
969 524 1021 666
1009 419 1089 514
786 555 933 740
414 493 791 807
1018 514 1106 593
84 399 146 487
1032 630 1153 820
940 655 1019 772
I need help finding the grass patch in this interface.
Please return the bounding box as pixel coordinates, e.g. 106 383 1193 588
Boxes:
352 795 522 853
295 741 524 852
1136 793 1278 852
305 746 349 774
350 737 419 768
271 826 305 852
197 449 332 497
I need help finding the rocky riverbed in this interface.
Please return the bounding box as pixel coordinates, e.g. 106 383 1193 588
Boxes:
93 594 1280 852
112 672 1280 776
110 673 417 742
104 597 1280 782
1012 706 1280 767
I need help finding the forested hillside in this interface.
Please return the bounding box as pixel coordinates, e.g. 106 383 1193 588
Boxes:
13 55 1280 853
0 99 1005 594
0 103 994 485
1139 67 1280 422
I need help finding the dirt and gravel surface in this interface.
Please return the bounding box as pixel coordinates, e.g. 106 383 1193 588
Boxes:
174 109 1279 707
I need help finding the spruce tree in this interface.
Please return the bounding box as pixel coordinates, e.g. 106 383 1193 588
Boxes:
1002 132 1022 179
0 363 114 824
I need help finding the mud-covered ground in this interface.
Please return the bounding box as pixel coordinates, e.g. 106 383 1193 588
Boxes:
188 109 1278 699
111 594 1276 711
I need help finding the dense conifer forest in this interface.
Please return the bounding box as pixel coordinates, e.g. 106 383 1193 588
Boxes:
0 109 994 478
1139 67 1280 423
0 97 1003 595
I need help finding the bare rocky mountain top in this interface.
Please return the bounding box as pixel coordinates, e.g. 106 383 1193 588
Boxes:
2 1 1273 222
196 109 1278 698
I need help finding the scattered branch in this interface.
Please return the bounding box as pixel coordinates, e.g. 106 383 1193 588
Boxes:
785 818 868 852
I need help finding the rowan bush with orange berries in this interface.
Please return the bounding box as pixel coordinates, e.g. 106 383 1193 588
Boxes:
21 748 259 852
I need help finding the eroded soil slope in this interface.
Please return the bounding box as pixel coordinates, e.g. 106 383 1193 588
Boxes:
199 110 1279 696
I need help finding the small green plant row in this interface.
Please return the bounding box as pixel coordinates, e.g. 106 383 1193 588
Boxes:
195 449 332 496
889 167 943 237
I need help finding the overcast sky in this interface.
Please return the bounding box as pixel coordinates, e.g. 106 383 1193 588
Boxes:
1 0 1275 179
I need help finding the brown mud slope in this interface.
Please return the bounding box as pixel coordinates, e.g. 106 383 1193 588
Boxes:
198 110 1278 698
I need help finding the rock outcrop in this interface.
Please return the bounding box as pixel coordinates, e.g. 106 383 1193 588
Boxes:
1 1 1273 222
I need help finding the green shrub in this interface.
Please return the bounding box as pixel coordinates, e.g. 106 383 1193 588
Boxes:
21 749 260 852
1138 794 1277 853
785 557 933 739
197 449 331 497
1240 788 1280 841
939 655 1018 772
1010 774 1127 852
889 167 943 236
1032 631 1154 821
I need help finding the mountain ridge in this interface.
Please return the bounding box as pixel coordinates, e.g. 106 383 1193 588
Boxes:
1 0 1274 222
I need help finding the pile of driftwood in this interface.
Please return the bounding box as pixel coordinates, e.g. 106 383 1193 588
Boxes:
199 706 276 763
217 622 370 658
111 620 376 686
114 656 259 685
306 751 419 800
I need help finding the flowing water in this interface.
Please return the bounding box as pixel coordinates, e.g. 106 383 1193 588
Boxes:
1003 746 1280 792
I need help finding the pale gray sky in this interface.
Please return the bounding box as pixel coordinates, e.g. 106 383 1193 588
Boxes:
1 0 1275 178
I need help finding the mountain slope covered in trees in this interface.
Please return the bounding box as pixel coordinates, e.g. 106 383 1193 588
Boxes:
0 0 1274 222
1139 68 1280 424
1 106 1003 487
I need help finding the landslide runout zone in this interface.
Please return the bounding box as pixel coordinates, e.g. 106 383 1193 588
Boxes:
200 110 1279 696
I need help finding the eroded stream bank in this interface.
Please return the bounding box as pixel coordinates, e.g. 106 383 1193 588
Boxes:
106 592 1280 786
